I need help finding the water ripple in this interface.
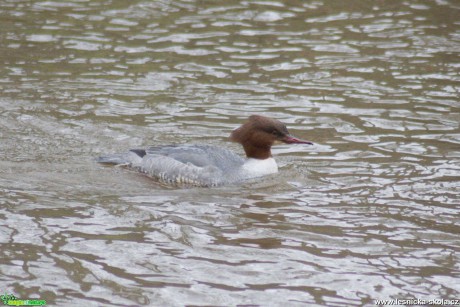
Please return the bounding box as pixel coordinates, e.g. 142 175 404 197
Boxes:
1 0 459 306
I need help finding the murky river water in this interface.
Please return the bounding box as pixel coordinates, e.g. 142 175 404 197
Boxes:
1 0 459 306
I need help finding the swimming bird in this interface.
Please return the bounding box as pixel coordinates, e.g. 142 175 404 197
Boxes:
97 115 312 187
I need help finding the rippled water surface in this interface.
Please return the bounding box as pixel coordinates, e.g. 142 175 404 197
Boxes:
1 0 459 306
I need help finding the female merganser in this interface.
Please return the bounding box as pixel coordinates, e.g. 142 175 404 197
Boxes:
97 115 312 187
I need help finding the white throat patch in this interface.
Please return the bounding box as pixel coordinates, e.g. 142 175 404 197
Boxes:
241 158 278 179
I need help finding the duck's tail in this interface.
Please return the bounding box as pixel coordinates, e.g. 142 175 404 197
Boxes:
96 149 145 165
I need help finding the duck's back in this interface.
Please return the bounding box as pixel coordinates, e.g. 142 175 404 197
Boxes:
146 144 243 169
98 144 245 187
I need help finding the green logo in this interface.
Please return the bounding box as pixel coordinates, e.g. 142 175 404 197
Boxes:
1 293 46 306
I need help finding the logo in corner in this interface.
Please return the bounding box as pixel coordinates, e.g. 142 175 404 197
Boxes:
1 293 46 306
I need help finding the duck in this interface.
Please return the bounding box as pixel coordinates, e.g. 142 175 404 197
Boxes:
97 115 312 187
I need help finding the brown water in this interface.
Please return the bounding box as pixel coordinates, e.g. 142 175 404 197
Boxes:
1 0 459 306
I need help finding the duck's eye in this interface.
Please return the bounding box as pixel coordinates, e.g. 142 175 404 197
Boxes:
271 130 279 136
